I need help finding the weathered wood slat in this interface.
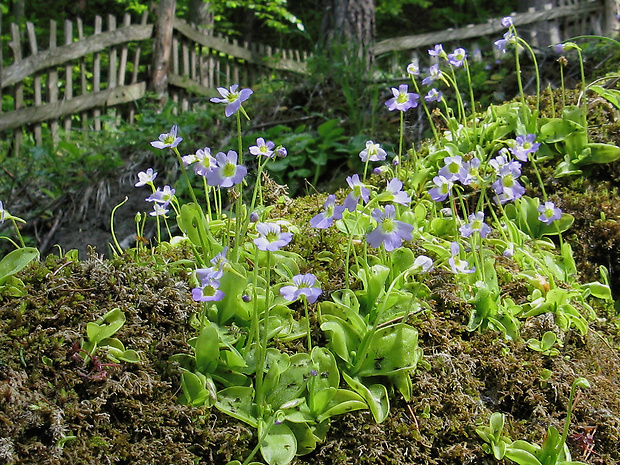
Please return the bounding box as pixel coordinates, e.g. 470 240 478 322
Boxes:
26 22 43 144
0 82 147 131
48 20 59 141
77 18 88 129
64 20 73 133
169 72 214 97
0 23 153 88
372 0 603 54
10 23 24 153
173 18 307 74
93 16 102 131
118 14 130 87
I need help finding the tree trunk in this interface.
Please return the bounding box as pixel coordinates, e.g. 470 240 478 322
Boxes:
188 0 214 32
320 0 375 69
150 0 176 102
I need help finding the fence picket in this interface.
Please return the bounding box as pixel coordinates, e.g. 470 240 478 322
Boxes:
64 20 73 134
26 22 43 144
77 18 88 129
10 23 24 153
93 16 102 131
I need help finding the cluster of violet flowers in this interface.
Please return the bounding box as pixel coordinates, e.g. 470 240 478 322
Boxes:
135 85 322 314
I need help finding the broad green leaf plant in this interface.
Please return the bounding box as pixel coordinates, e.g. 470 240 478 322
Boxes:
119 19 616 465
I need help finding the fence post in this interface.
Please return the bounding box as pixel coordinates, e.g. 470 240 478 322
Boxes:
151 0 177 103
604 0 620 36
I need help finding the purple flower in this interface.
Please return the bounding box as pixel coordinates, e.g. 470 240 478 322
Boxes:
459 211 492 239
196 266 223 283
206 150 247 188
385 178 411 206
385 84 419 112
510 134 540 162
192 268 225 302
343 174 370 211
422 64 443 86
254 222 293 251
425 88 442 103
276 146 288 157
407 62 420 76
210 247 229 270
366 205 414 251
149 203 169 217
310 194 345 229
489 150 510 173
428 44 445 58
359 140 387 162
501 16 513 28
412 255 433 274
494 31 516 54
249 137 275 158
0 200 5 223
183 147 216 176
538 201 562 225
146 185 176 206
448 242 475 274
151 125 182 150
492 163 525 204
461 158 481 186
438 156 469 183
447 48 467 67
210 85 253 117
428 175 453 202
280 273 322 304
135 168 158 187
555 43 566 54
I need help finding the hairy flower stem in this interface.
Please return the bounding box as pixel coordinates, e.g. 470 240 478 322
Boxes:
255 251 272 415
303 298 312 351
410 76 439 143
560 378 589 451
172 147 199 206
10 218 26 248
398 111 405 177
518 37 541 112
241 416 276 465
463 59 478 137
232 112 245 262
110 196 129 256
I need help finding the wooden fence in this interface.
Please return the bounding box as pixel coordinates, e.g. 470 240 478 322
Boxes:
0 9 308 153
373 0 618 74
0 0 618 151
